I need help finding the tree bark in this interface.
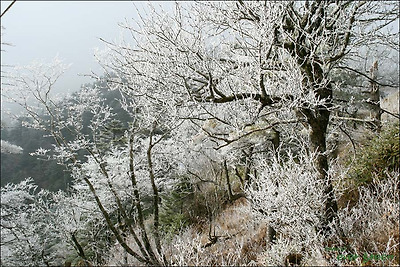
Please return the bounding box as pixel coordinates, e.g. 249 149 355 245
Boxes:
147 128 167 265
224 160 234 201
304 106 338 233
369 60 381 132
71 233 90 265
298 53 338 234
82 176 148 264
129 133 159 264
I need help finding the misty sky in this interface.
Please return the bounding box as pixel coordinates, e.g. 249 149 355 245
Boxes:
1 1 169 93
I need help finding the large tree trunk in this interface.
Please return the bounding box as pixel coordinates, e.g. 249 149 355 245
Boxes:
299 55 339 233
304 106 338 234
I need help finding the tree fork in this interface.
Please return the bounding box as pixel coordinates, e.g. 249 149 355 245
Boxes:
147 127 167 265
128 132 160 265
82 176 150 264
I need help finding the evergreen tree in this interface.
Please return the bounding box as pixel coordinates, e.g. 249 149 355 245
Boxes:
97 119 127 151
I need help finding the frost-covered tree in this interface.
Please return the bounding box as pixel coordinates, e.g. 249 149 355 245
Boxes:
1 177 117 266
0 140 22 154
246 147 331 264
98 1 399 233
1 58 190 265
97 118 127 151
1 1 398 266
0 179 74 266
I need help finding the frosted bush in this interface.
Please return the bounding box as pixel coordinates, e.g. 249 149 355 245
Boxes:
0 140 23 154
247 148 327 244
329 171 399 266
245 147 332 264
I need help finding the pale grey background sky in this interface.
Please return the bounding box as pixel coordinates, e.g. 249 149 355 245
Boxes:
1 1 174 120
1 1 144 92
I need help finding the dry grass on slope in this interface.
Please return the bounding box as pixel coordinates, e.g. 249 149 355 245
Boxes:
105 175 398 266
163 196 270 266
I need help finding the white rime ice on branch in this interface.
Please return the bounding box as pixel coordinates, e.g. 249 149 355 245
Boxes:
1 179 75 266
248 149 326 239
1 1 398 266
246 147 328 264
1 140 23 154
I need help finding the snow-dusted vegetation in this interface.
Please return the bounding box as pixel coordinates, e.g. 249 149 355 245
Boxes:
1 1 399 266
